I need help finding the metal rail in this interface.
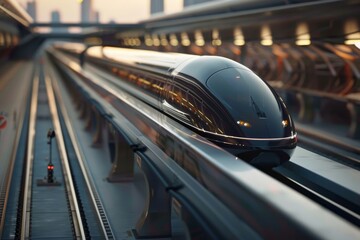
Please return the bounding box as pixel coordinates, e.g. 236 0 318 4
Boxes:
21 68 39 239
20 64 85 239
297 126 360 168
47 58 115 239
270 166 360 227
0 64 33 238
270 127 360 226
45 75 85 239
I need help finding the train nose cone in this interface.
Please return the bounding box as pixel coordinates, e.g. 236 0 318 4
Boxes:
207 67 294 139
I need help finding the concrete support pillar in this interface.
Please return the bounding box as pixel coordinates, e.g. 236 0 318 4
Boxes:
78 101 88 120
134 153 171 238
107 128 134 182
171 197 209 239
91 111 104 147
107 124 115 163
74 91 84 111
84 106 94 131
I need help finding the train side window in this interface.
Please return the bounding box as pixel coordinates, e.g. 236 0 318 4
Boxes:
149 75 167 99
202 102 225 134
173 85 188 111
151 79 161 95
186 92 208 130
187 88 225 133
137 75 152 91
186 93 197 114
118 69 129 79
150 79 157 94
177 86 188 108
162 82 172 102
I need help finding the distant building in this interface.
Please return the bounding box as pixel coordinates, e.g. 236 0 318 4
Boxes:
26 0 37 21
51 10 60 23
81 0 94 22
150 0 164 15
94 11 100 23
184 0 218 7
51 10 67 33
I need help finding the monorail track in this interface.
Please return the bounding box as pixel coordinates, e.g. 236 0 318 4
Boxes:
270 164 360 227
1 60 114 239
269 120 360 227
297 125 360 169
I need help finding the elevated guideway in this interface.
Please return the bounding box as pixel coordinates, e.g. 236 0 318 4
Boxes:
0 0 359 239
46 46 360 239
0 43 359 240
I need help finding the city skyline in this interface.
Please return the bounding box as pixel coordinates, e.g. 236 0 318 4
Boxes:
18 0 184 23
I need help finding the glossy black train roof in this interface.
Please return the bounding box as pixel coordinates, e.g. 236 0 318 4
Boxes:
97 47 250 82
172 55 250 84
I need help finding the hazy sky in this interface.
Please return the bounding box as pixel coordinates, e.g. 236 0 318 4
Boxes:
17 0 183 23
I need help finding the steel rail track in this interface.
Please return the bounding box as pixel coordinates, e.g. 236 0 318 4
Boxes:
47 58 115 239
21 66 39 239
20 64 85 239
0 65 33 238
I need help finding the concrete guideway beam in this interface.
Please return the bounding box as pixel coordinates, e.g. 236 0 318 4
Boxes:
107 125 134 182
91 110 104 147
83 105 95 131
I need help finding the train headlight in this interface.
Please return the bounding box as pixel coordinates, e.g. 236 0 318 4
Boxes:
282 120 289 127
237 120 251 128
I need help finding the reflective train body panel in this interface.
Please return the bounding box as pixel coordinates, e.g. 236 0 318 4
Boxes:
59 45 297 168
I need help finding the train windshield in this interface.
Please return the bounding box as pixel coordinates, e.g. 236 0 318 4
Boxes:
206 67 291 138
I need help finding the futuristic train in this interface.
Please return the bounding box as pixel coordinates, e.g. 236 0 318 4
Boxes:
56 44 297 167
